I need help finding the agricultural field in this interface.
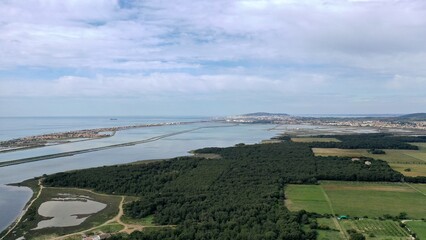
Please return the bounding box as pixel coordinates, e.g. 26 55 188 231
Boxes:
409 183 426 194
312 143 426 176
340 219 410 240
291 137 341 143
389 163 426 177
285 182 426 219
406 221 426 239
316 218 345 240
285 185 331 214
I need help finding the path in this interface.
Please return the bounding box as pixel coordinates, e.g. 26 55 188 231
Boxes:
0 179 44 240
319 185 349 240
53 193 175 239
52 196 126 240
405 182 426 196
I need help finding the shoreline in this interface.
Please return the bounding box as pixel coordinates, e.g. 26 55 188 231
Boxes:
0 124 237 168
0 120 212 153
0 156 181 239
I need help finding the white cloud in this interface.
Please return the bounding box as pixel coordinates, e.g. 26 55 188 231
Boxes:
387 74 426 90
0 0 426 73
0 0 426 115
0 72 328 97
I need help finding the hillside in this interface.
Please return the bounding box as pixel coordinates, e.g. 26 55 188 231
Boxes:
397 113 426 120
241 112 289 117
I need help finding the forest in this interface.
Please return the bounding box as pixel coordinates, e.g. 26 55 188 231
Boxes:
43 138 408 239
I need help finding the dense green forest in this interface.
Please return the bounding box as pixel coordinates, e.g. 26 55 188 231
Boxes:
280 133 426 149
43 140 406 239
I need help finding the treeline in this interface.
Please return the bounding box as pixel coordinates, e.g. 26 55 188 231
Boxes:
43 141 406 239
298 133 423 150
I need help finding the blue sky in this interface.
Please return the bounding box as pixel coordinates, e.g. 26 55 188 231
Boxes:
0 0 425 116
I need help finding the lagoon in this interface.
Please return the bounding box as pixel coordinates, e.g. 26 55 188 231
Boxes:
0 118 278 232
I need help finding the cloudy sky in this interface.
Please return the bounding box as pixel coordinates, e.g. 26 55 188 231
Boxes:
1 0 425 116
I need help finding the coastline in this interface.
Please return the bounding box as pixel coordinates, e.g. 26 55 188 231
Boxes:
0 157 171 239
0 120 211 153
2 120 273 234
0 124 238 168
0 180 39 240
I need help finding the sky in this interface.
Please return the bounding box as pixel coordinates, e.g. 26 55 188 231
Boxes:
0 0 425 116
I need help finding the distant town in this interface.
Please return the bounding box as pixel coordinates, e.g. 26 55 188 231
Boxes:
0 121 205 152
2 113 426 152
223 112 426 132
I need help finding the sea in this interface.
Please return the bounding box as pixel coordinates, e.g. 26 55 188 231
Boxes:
0 116 280 233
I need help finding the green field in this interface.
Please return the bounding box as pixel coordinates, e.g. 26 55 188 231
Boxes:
341 219 410 240
316 218 344 240
406 221 426 239
313 143 426 176
285 185 331 214
292 137 341 143
285 182 426 219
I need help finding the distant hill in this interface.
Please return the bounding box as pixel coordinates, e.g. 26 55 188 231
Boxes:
397 113 426 120
241 112 289 117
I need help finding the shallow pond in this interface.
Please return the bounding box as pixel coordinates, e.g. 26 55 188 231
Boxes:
34 196 106 230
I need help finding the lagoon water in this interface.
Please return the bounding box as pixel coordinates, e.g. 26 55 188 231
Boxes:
35 198 106 230
0 117 381 233
0 116 281 232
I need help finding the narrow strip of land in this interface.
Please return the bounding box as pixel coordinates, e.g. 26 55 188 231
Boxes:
1 179 44 240
319 185 349 240
405 182 426 196
0 125 232 168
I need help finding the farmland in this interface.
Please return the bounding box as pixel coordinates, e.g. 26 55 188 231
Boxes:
406 221 426 239
285 181 426 219
285 185 331 214
340 219 410 240
316 218 344 240
312 143 426 177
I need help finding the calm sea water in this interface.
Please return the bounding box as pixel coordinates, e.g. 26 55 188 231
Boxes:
0 117 280 233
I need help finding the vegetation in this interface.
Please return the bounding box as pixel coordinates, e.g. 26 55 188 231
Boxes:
308 133 426 150
40 139 407 239
341 219 410 239
7 186 121 240
291 137 341 143
285 182 426 219
406 221 426 239
30 134 426 239
367 149 385 154
285 185 332 214
313 145 426 177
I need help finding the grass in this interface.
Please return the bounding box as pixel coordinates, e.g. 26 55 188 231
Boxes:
406 221 426 239
408 183 426 195
312 143 426 176
323 181 426 219
388 163 426 177
122 215 156 227
317 229 344 240
291 137 341 143
8 183 122 240
92 223 124 233
340 219 410 240
285 185 331 214
285 181 426 219
316 218 344 240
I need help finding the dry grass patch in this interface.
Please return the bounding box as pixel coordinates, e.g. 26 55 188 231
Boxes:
312 146 426 176
389 163 426 177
